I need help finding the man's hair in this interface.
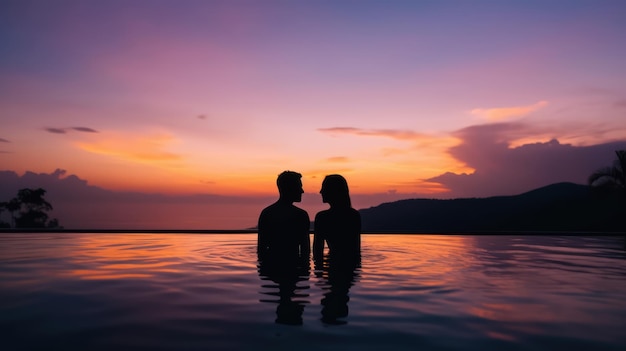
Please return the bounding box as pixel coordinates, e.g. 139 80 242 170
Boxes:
277 171 302 193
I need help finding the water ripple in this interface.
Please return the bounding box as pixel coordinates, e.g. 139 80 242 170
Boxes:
0 234 625 350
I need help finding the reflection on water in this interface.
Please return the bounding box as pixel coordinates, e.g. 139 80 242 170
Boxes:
0 233 625 351
258 256 310 325
314 253 361 325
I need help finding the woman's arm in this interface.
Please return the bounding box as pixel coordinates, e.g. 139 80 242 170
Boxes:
257 212 268 255
354 210 362 252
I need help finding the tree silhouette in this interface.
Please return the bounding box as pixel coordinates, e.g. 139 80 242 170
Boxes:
588 150 626 233
588 150 626 195
1 188 61 229
0 201 10 228
5 198 21 228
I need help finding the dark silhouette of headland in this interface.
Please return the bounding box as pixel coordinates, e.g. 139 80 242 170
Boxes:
359 182 625 233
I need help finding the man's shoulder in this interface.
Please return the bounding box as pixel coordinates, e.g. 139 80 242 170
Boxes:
260 201 283 214
260 202 308 218
260 202 275 213
292 205 309 216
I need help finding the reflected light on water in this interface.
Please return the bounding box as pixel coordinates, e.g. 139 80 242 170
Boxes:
0 233 624 351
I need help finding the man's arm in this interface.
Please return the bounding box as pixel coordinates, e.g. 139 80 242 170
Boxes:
312 213 324 262
299 213 311 258
300 232 311 259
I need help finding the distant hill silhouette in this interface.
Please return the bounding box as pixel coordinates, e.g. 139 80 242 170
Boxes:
359 183 625 233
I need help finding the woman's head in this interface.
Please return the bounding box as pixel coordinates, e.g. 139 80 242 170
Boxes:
320 174 351 208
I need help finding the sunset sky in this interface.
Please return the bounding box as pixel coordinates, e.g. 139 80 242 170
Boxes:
1 0 626 229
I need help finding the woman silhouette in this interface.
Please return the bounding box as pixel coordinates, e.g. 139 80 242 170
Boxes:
313 174 361 324
313 174 361 264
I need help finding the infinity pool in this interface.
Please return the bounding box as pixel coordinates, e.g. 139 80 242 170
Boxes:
0 234 624 350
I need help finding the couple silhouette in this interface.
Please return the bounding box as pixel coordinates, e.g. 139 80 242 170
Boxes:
256 171 361 325
257 171 361 264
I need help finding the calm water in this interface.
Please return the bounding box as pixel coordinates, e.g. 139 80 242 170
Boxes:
0 234 624 351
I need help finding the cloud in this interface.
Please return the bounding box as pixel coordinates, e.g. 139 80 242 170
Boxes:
425 122 626 198
318 122 626 198
77 133 182 162
45 127 99 134
72 127 99 133
197 114 207 120
318 127 427 141
0 169 273 229
316 126 462 176
317 127 456 150
45 127 67 134
0 138 9 143
470 100 548 121
0 168 431 229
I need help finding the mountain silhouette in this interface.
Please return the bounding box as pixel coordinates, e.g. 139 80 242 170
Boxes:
359 182 624 233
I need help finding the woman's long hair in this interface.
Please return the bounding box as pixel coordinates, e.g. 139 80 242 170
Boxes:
322 174 352 208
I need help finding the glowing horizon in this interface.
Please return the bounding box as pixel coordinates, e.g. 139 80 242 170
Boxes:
2 1 626 228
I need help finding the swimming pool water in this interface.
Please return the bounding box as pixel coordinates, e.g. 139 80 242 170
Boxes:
0 234 624 350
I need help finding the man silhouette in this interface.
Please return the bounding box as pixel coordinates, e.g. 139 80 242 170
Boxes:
257 171 310 262
257 171 311 325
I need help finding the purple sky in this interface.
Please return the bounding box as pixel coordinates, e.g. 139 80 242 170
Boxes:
1 1 625 228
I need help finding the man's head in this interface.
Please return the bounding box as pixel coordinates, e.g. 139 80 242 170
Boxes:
277 171 304 203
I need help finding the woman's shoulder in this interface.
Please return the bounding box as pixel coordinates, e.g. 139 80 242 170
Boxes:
315 209 331 220
317 207 359 215
347 208 361 218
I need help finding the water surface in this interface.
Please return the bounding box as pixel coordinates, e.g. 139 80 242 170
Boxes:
0 234 624 350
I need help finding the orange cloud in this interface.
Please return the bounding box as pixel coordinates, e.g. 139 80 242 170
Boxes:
470 100 548 121
76 133 182 163
316 126 468 191
382 178 450 194
318 127 427 141
318 126 460 154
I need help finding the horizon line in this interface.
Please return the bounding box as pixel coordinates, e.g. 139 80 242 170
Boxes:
0 229 622 236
